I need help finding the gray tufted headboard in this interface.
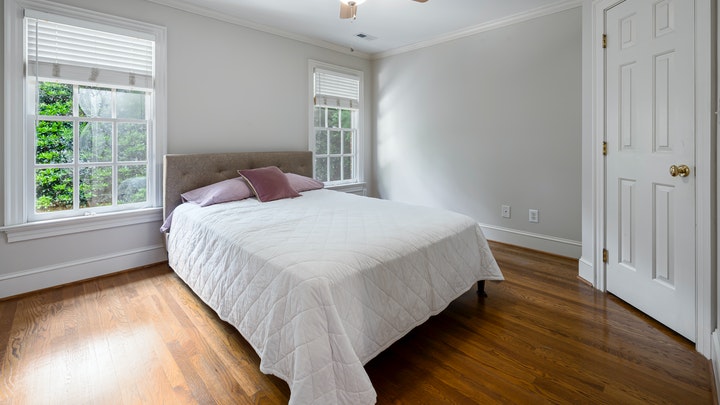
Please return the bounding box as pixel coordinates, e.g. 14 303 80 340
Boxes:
163 151 313 220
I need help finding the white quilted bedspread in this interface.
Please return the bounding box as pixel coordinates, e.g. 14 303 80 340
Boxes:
167 189 503 404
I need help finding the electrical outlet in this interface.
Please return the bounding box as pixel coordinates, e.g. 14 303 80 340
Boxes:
501 205 511 218
529 209 539 223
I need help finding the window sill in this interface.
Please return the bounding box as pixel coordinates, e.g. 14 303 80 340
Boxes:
326 182 367 196
1 207 163 243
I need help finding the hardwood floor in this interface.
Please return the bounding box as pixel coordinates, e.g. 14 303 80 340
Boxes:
0 241 713 404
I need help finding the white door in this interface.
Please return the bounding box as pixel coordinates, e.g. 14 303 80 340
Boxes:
605 0 696 341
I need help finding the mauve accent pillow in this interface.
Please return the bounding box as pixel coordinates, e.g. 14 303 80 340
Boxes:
238 166 301 202
286 173 324 192
180 177 254 207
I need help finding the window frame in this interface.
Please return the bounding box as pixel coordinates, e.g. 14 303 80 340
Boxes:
30 81 153 220
313 106 358 184
3 0 167 241
308 60 364 186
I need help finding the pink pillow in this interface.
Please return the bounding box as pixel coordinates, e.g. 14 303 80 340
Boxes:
286 173 324 192
181 177 253 207
238 166 301 202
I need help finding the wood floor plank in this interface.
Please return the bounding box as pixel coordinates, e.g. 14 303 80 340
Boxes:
80 278 127 405
124 267 206 404
109 272 179 405
154 268 290 402
51 284 89 404
0 300 18 402
0 241 713 404
150 272 255 404
133 291 197 403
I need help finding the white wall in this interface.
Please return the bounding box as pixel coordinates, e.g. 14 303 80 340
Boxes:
0 0 372 298
372 7 582 257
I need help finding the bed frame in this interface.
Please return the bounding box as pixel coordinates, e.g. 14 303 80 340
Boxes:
163 151 313 221
162 150 486 296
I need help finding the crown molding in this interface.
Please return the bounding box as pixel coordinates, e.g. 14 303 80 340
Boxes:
144 0 581 61
144 0 372 59
372 0 582 60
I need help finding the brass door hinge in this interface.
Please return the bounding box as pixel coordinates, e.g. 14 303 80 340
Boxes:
602 141 607 156
602 34 607 48
603 249 609 263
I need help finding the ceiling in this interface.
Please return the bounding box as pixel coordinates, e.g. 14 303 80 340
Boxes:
146 0 578 57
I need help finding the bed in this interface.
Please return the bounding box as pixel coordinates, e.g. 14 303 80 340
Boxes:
163 151 504 404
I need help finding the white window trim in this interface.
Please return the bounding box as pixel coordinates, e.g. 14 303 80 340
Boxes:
326 182 367 196
3 0 167 242
2 208 163 243
308 60 364 186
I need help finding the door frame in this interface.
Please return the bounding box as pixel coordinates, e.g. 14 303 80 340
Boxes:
589 0 715 356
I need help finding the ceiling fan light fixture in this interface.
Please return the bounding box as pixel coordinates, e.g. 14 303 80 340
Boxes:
339 0 364 20
340 0 425 20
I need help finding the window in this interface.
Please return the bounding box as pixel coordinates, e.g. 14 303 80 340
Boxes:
26 15 154 220
4 0 166 232
310 62 363 185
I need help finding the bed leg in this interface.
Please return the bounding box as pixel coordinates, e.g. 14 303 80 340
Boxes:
476 280 487 297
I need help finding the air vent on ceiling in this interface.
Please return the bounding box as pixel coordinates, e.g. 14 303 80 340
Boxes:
355 33 377 41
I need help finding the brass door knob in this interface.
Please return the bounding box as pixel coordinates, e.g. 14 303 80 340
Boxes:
669 164 690 177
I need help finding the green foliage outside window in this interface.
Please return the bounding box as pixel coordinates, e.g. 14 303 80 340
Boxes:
34 81 148 212
35 167 73 211
313 106 355 183
36 83 74 211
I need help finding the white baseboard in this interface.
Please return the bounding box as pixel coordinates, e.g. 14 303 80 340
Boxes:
0 245 168 299
578 256 594 286
479 223 582 258
712 330 720 403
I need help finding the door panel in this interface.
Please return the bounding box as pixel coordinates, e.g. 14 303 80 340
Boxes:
605 0 695 341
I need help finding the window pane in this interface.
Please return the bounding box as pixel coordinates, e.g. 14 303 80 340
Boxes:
329 157 342 181
327 108 339 128
78 86 112 118
35 168 73 212
340 109 352 129
343 156 353 181
79 166 112 208
118 123 147 161
118 165 147 204
329 131 341 154
38 82 73 116
116 90 146 119
36 120 73 164
343 131 353 154
79 121 112 163
315 157 328 182
314 107 326 127
315 130 328 155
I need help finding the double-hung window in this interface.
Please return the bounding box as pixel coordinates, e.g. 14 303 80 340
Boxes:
26 15 154 219
310 62 363 185
4 0 166 234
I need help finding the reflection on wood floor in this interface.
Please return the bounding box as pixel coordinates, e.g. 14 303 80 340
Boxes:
0 241 713 404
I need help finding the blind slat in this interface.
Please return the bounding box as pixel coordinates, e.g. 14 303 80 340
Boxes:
314 68 360 108
26 17 154 82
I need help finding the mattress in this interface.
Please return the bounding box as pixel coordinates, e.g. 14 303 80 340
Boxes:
167 189 503 404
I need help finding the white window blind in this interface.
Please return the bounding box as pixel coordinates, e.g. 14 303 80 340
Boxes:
26 12 154 89
314 68 360 109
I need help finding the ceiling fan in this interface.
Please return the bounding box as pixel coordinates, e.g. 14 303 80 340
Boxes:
340 0 428 20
